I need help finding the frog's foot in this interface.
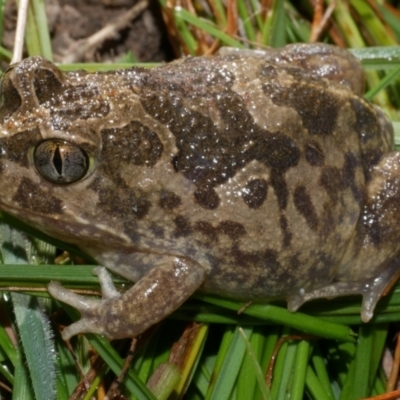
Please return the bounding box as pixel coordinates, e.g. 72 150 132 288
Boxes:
48 258 205 340
287 261 400 322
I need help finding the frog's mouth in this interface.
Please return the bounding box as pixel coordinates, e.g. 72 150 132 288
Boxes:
0 202 132 251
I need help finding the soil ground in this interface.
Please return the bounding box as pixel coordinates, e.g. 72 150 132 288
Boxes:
3 0 173 63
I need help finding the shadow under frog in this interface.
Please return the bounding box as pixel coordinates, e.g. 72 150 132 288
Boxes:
0 43 398 339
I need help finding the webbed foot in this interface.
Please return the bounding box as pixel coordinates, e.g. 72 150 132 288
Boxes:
48 258 205 340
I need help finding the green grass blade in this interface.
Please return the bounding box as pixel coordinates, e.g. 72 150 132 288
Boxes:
31 0 52 60
207 326 251 400
238 327 271 400
174 8 244 48
305 366 333 400
197 294 355 341
12 346 34 400
88 334 157 400
12 293 57 400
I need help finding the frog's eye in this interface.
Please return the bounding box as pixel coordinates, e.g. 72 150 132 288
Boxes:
33 140 89 184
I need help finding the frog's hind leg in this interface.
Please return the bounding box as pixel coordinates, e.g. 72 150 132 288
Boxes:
290 151 400 322
287 254 400 322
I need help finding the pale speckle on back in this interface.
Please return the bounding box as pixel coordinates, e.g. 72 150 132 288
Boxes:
0 43 398 339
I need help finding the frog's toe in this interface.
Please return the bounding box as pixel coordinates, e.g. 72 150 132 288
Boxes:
48 281 115 339
287 264 400 322
92 266 120 299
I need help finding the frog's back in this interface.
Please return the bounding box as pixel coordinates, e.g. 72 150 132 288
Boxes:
113 51 393 299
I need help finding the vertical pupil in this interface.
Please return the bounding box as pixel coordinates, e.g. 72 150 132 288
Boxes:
52 145 63 176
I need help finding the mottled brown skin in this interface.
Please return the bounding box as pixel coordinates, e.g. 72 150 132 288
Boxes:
0 43 398 339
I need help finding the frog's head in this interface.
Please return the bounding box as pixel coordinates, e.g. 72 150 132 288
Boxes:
0 57 138 249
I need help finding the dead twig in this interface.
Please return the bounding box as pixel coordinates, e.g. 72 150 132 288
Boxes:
60 0 149 63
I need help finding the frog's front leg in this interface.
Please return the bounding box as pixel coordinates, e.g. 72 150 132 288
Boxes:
48 257 205 340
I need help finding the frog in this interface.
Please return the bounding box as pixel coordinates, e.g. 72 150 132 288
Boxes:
0 43 397 340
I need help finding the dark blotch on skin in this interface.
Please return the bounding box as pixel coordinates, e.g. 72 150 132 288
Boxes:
102 121 163 173
12 177 63 214
233 247 280 271
218 220 246 240
194 187 220 210
320 153 362 203
33 70 110 130
195 221 218 243
174 215 192 237
139 63 300 210
150 224 165 238
280 215 292 247
269 171 289 210
0 128 42 169
293 185 318 230
305 142 324 166
263 81 339 136
320 166 343 201
343 152 362 202
33 69 63 105
242 178 268 209
350 98 385 178
351 98 380 145
0 76 22 121
159 189 182 210
89 177 151 242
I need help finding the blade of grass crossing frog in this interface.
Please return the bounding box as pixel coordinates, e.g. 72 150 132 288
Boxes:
31 0 52 60
310 343 335 400
206 326 252 400
237 327 271 400
87 334 157 400
0 223 58 400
